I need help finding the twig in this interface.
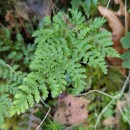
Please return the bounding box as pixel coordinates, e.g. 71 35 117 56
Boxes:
78 90 113 98
121 72 130 94
36 97 51 130
117 103 130 125
0 59 15 72
93 71 130 129
125 0 128 33
5 63 15 73
93 94 121 130
78 71 130 129
103 0 111 19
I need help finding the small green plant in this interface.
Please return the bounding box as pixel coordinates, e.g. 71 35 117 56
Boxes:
11 8 119 115
0 28 36 127
0 95 12 126
121 32 130 69
71 0 98 17
46 120 65 130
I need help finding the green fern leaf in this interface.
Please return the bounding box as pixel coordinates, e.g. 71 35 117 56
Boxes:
11 9 119 115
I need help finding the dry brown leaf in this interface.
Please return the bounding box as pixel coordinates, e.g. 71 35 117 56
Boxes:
98 1 130 74
98 0 130 75
53 95 90 125
5 10 16 28
115 0 130 30
98 5 125 52
103 116 118 128
115 0 125 15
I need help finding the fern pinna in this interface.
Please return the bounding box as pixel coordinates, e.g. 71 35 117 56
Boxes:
11 9 119 115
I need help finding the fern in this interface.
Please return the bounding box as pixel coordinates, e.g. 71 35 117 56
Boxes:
45 120 65 130
0 59 26 94
0 95 12 126
0 28 36 69
0 28 36 125
0 59 27 125
11 9 119 115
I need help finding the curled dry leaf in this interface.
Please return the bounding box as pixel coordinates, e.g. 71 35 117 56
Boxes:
53 95 90 125
98 5 125 54
98 0 130 74
98 5 125 73
115 0 130 30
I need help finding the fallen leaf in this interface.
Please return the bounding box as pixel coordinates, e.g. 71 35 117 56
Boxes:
54 95 90 125
103 116 118 128
98 0 130 74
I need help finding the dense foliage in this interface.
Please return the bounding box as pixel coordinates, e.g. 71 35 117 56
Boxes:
0 0 130 130
11 9 119 115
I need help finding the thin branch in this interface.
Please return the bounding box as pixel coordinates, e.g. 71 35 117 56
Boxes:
93 94 121 130
117 103 130 125
0 59 15 72
103 0 111 19
36 98 51 130
78 90 113 99
121 72 130 94
125 0 128 33
5 63 15 73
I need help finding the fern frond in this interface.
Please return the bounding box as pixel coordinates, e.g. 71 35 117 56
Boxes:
0 62 26 94
0 95 12 126
12 9 119 115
